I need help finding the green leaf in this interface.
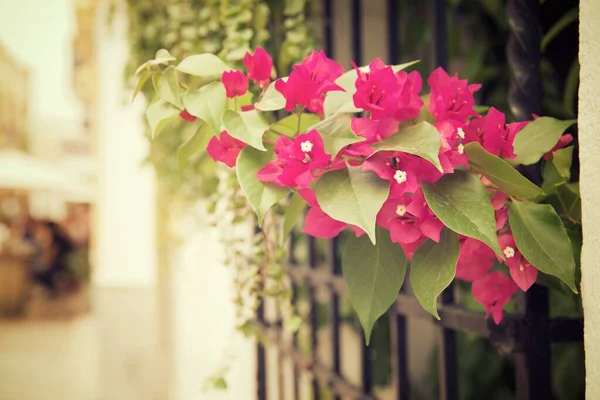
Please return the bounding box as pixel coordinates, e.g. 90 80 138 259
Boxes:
541 7 578 51
508 200 577 292
512 117 576 165
542 146 574 193
221 110 268 151
465 142 545 199
152 66 183 108
342 227 407 344
283 194 306 241
146 100 180 139
422 171 502 257
236 146 289 226
309 113 364 158
132 70 153 102
176 53 231 79
154 49 176 64
315 166 389 244
177 123 213 173
255 80 286 111
546 183 581 224
269 114 321 137
371 121 442 172
323 60 420 116
183 82 227 135
410 228 460 319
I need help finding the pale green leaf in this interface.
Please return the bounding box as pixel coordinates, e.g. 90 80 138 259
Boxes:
512 117 576 165
221 110 267 151
183 82 227 135
371 121 442 172
309 113 364 158
542 146 574 193
146 100 180 139
422 171 502 257
177 53 231 79
465 142 545 199
154 49 176 64
315 166 389 244
409 228 459 319
255 79 286 111
177 123 214 172
508 200 577 292
152 66 182 108
269 114 321 137
323 60 420 116
132 70 152 102
282 193 306 241
236 146 289 226
342 227 406 344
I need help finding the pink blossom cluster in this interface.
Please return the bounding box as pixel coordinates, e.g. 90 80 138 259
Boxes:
182 47 571 324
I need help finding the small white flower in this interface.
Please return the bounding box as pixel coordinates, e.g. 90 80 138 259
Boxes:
394 170 407 184
457 127 465 139
457 143 464 154
519 264 525 272
503 246 515 259
300 140 313 153
396 205 407 216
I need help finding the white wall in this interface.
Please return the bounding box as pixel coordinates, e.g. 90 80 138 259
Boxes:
93 1 157 287
0 0 84 126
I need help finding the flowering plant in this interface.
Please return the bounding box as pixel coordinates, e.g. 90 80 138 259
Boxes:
137 47 579 343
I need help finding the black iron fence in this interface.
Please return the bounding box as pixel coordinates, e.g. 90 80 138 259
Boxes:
256 0 583 399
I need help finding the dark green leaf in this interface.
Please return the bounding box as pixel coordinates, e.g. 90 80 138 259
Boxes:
512 117 576 165
316 166 390 244
282 193 307 241
542 146 574 193
221 110 267 151
508 200 577 292
177 123 213 173
541 7 578 51
176 53 230 79
410 228 460 319
422 171 502 257
236 146 289 226
546 183 581 223
342 227 407 344
465 142 545 199
146 100 179 139
309 113 364 158
371 121 442 172
183 82 227 135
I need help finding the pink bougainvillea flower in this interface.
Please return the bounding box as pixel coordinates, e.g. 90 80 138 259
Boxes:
352 58 423 121
222 70 249 98
297 188 347 238
456 238 496 281
275 50 344 115
543 133 574 160
363 152 420 196
179 109 196 122
206 131 247 168
427 67 481 122
465 108 522 159
257 130 331 188
377 189 443 245
351 117 398 143
434 121 469 171
243 47 272 86
472 271 518 324
491 192 509 230
498 234 538 291
399 237 425 261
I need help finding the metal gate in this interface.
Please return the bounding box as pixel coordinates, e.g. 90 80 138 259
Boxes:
256 0 583 399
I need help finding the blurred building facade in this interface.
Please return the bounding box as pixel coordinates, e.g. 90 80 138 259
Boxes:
0 44 29 149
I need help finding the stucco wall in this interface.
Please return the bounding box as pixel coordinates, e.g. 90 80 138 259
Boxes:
579 0 600 397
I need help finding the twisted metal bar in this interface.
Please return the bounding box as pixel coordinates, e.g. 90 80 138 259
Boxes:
507 0 543 120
